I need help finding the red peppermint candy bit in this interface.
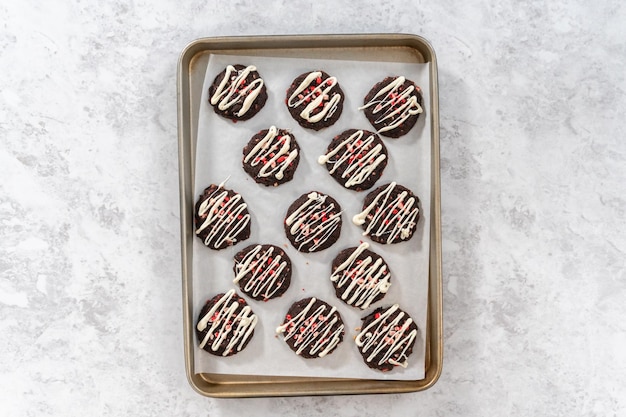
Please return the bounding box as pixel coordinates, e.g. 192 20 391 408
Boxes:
316 76 322 84
286 314 292 320
277 156 286 163
267 257 273 264
326 79 333 86
374 312 381 319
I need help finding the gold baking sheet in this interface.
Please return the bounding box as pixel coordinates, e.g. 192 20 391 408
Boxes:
177 34 442 397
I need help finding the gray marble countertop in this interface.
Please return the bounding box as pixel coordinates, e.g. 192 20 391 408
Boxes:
2 1 625 416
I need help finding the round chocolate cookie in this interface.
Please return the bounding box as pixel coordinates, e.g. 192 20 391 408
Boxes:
208 64 267 121
242 126 300 187
330 242 391 309
284 191 342 253
196 289 258 357
355 304 419 371
276 297 345 358
285 70 344 130
194 182 251 250
353 182 420 244
359 76 424 138
318 129 388 191
233 244 292 301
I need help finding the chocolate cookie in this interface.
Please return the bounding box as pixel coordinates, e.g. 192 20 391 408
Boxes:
285 70 344 130
330 242 391 309
318 129 388 191
276 297 345 358
242 126 300 187
208 64 267 121
233 244 292 301
194 182 251 250
353 182 420 244
196 289 258 357
355 304 418 371
284 191 342 253
359 76 424 138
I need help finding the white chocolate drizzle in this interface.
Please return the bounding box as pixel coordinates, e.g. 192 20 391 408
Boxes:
243 126 299 181
196 182 251 249
352 182 419 244
355 304 418 368
285 192 342 252
196 289 258 356
210 65 264 117
318 130 386 188
275 298 344 358
330 242 390 309
287 71 342 123
358 76 423 134
234 245 288 300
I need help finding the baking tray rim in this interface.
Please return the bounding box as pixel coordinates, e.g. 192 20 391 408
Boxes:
177 33 443 397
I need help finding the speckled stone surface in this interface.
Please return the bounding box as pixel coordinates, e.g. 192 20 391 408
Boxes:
1 1 625 416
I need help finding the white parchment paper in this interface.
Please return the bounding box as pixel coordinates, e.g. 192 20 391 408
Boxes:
192 54 431 380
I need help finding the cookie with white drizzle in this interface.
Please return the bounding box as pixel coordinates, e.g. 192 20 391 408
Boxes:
353 182 420 244
196 289 258 357
359 76 424 138
194 181 251 250
242 126 300 187
330 242 391 309
355 304 418 371
284 191 342 253
233 244 292 301
208 64 268 121
285 70 344 130
276 297 345 359
318 129 388 191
